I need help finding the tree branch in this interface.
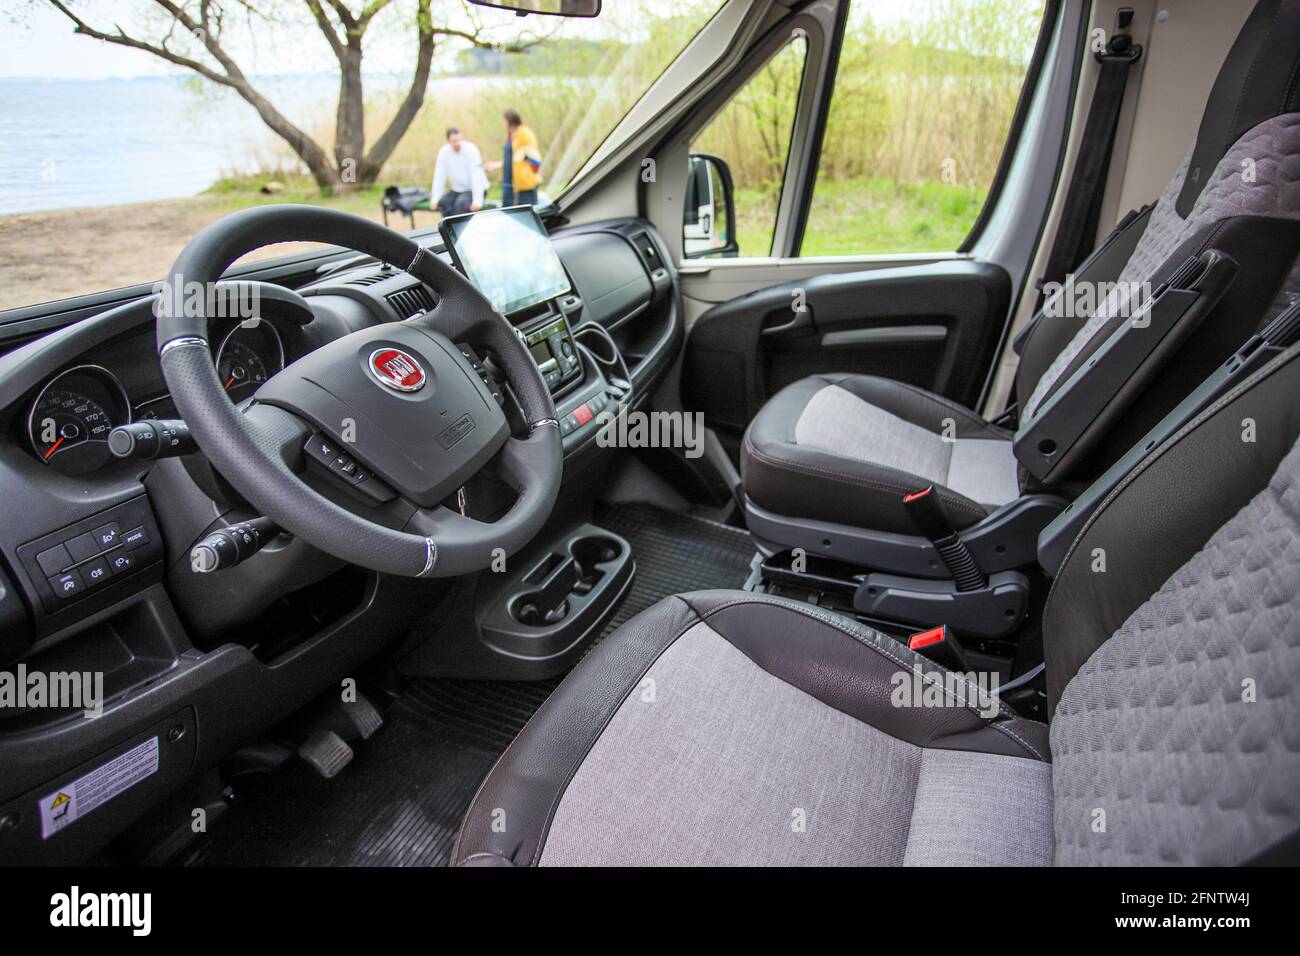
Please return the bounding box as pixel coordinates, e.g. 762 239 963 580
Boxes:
303 0 346 62
47 0 234 87
362 0 433 173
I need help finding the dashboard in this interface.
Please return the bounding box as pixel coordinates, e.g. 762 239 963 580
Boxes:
0 212 682 864
0 216 678 650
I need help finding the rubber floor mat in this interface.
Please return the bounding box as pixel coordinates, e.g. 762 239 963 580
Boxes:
183 689 502 867
183 506 753 867
591 503 755 644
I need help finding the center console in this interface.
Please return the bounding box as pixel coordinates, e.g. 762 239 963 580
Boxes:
441 204 636 451
521 312 582 394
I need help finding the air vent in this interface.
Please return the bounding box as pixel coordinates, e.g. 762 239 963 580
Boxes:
628 231 662 274
345 273 388 287
386 285 437 318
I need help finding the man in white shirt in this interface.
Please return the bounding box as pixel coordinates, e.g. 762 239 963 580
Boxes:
432 128 488 217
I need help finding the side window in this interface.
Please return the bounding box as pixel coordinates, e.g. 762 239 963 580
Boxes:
685 35 809 258
803 0 1047 256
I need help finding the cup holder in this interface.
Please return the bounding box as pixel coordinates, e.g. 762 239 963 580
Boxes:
508 534 626 627
572 324 631 384
513 594 570 626
572 534 622 583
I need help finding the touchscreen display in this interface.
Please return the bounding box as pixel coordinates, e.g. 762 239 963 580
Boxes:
440 206 571 315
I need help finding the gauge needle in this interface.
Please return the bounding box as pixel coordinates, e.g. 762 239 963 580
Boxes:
224 376 236 390
43 436 65 460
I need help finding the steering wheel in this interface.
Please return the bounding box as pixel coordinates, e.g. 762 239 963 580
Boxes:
156 205 561 578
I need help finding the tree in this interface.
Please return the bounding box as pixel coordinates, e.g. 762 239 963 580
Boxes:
41 1 548 191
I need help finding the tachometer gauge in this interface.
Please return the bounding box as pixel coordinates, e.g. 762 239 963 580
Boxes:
215 320 285 403
27 365 131 475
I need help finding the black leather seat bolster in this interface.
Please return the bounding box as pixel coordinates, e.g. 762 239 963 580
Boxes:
740 373 1008 534
451 590 1048 867
676 593 1049 761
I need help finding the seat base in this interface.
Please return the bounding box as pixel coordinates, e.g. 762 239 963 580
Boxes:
452 590 1052 867
744 493 1067 579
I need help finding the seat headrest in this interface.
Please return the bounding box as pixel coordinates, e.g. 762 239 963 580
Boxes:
1176 0 1300 216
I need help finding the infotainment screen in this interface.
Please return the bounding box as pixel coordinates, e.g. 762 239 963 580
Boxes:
439 205 571 316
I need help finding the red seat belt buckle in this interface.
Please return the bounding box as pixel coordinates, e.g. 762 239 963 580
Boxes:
908 625 947 651
906 624 968 670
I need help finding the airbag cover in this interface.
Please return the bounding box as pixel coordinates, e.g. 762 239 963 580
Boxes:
255 322 509 507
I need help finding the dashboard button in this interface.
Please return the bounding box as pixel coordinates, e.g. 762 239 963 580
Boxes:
92 522 121 550
81 556 111 587
36 544 73 576
108 550 135 576
573 404 593 426
66 533 100 564
49 570 85 600
122 526 150 550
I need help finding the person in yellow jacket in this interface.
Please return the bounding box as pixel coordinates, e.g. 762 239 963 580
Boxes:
493 108 542 207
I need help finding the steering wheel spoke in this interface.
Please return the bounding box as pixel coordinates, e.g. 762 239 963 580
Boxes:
240 401 313 474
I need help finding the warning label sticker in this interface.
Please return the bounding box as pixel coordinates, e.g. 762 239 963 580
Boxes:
38 736 159 839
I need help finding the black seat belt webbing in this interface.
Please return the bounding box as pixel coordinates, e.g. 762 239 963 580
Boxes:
1036 8 1143 308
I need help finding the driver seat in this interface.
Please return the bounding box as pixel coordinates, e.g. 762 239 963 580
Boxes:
452 343 1300 866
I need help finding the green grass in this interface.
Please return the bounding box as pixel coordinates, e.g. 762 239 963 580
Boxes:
206 173 985 259
204 174 387 215
730 176 987 258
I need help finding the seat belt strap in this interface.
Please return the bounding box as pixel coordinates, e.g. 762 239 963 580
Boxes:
1035 8 1142 309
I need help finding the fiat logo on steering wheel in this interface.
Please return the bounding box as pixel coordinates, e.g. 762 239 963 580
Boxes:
368 347 426 392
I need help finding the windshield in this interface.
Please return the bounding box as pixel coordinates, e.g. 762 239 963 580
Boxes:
0 0 725 311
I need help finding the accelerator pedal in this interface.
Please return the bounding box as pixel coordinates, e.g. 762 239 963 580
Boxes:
342 694 384 741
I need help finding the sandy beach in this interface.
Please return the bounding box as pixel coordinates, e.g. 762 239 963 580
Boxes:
0 195 396 313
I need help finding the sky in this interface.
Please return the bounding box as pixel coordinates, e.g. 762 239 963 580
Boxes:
0 0 485 80
0 0 930 81
2 3 174 78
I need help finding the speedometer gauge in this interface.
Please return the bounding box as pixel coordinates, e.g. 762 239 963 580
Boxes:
27 365 131 475
216 320 285 403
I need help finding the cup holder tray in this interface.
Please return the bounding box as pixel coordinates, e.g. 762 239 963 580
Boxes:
480 524 635 661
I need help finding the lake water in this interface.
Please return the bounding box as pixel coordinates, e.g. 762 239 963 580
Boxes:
0 75 347 215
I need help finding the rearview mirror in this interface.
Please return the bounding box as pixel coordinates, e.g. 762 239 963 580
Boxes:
465 0 601 17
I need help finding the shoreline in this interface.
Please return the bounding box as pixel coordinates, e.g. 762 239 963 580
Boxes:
0 192 394 313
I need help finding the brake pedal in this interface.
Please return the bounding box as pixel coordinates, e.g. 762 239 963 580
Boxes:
298 730 353 779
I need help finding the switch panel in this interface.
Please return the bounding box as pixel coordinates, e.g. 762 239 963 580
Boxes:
18 496 164 617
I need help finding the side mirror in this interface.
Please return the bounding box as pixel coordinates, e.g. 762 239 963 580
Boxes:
683 154 738 259
464 0 601 17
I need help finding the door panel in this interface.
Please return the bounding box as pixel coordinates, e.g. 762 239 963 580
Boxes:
683 260 1011 440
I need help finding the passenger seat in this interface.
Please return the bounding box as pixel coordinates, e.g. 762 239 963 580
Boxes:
741 0 1300 615
452 336 1300 867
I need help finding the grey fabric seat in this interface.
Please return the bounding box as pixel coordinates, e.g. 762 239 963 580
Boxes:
742 0 1300 539
742 372 1019 535
453 342 1300 867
